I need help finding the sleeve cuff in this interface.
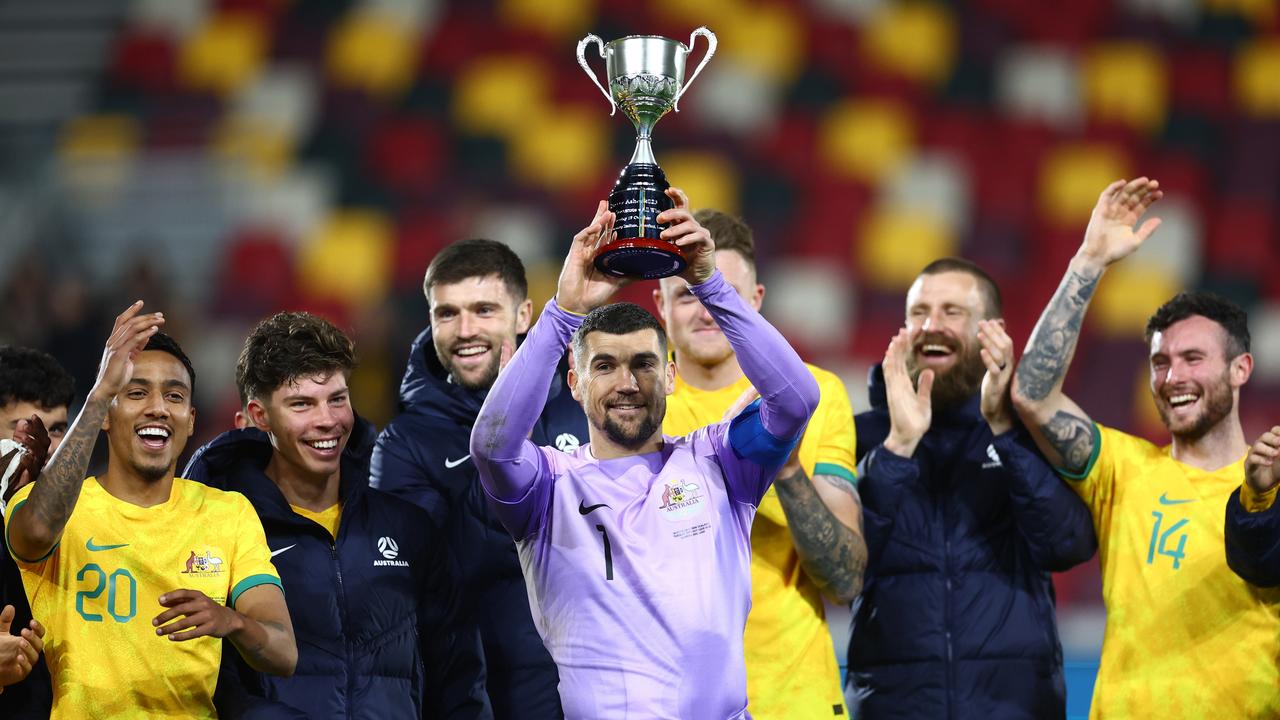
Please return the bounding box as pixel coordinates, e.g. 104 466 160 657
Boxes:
229 574 283 608
1055 423 1102 481
814 462 858 486
1240 482 1279 513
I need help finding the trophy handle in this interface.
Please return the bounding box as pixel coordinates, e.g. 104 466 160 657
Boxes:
576 34 616 116
674 27 717 112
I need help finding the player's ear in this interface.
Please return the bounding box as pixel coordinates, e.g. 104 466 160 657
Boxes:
246 398 271 432
568 365 582 402
1231 351 1253 388
664 360 676 396
516 298 533 334
186 405 195 436
652 286 666 321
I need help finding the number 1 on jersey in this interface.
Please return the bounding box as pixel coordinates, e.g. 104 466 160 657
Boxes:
595 524 614 581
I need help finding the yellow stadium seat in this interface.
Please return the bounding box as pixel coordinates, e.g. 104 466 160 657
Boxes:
60 115 140 161
856 205 956 291
327 11 417 98
212 115 292 181
454 56 551 137
715 5 805 83
509 107 607 191
178 13 267 96
1083 42 1167 133
1038 143 1129 227
1235 38 1280 118
1203 0 1277 25
499 0 594 38
297 210 394 308
819 99 915 184
658 151 739 217
1091 264 1181 336
862 3 956 86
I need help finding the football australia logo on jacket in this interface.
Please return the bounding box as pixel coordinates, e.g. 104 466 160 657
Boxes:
374 536 409 567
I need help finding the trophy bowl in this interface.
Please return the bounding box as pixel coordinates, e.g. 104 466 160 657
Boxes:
577 28 716 279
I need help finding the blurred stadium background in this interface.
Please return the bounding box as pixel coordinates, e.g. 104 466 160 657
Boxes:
1 0 1278 715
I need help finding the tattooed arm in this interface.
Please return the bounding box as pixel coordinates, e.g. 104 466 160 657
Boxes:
775 469 866 603
1012 178 1163 473
7 303 163 561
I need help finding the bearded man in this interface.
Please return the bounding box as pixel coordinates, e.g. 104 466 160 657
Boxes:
1012 177 1280 717
846 258 1096 719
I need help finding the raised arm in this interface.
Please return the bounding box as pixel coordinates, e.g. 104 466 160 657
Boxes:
1011 178 1163 473
7 302 163 561
471 202 625 505
660 189 819 440
978 320 1096 569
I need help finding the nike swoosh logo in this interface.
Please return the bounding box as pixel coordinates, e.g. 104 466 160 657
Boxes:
86 537 128 552
578 501 610 515
1158 493 1195 505
444 455 470 469
270 544 297 558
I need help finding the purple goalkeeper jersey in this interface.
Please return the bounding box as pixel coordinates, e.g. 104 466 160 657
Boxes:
472 271 819 719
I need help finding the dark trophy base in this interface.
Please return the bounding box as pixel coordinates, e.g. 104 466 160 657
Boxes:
595 162 686 279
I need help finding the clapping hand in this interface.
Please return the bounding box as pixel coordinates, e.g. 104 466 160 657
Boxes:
1244 426 1280 496
883 328 932 458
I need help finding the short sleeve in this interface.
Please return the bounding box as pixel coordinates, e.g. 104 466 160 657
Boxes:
226 494 282 609
1062 423 1120 523
807 371 858 486
4 483 57 566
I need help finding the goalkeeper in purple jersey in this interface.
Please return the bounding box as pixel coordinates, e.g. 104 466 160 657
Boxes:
470 189 819 720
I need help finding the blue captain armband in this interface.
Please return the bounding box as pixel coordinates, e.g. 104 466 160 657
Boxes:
727 399 801 467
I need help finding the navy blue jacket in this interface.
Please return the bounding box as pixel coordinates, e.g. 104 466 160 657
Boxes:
847 365 1096 720
1225 487 1280 587
0 513 51 719
185 418 490 720
371 327 587 720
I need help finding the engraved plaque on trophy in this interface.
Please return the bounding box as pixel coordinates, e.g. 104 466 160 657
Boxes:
577 28 716 279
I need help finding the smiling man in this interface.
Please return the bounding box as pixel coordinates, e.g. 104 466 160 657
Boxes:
372 239 586 720
184 311 488 719
1012 178 1280 717
4 303 296 719
471 193 819 719
847 257 1096 719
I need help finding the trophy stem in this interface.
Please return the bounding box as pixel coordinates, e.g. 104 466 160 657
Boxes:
629 133 657 166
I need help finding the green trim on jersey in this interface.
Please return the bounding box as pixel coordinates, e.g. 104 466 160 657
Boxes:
5 499 59 563
229 574 283 609
1056 423 1102 481
814 462 857 486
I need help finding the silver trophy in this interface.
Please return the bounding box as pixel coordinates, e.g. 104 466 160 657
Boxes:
576 28 716 279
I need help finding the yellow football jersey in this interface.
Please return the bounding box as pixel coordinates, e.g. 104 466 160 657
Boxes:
291 501 342 539
665 363 856 719
6 477 282 719
1069 425 1280 718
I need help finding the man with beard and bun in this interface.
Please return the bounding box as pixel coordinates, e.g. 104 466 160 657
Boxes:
1012 177 1280 717
372 238 586 719
471 194 819 719
655 210 864 719
847 258 1096 718
5 303 296 718
186 311 489 720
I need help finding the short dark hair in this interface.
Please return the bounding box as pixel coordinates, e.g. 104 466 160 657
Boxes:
693 209 755 270
918 257 1003 318
423 239 528 305
143 332 197 399
571 303 668 365
1145 291 1250 359
236 312 357 401
0 346 75 410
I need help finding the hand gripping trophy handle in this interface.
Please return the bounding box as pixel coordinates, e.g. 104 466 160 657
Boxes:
673 27 717 112
576 34 616 116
